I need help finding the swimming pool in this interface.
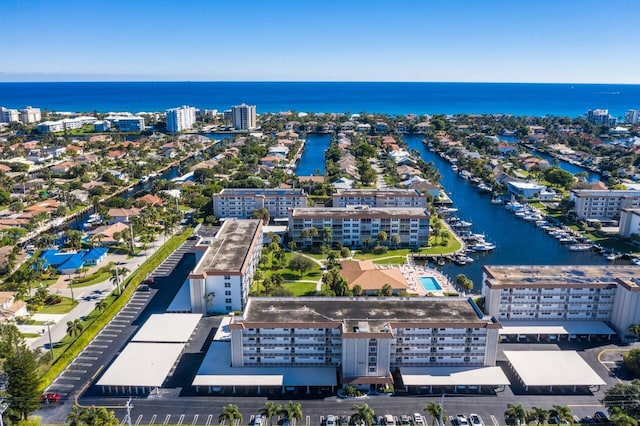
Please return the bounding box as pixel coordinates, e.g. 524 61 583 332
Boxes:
419 276 442 291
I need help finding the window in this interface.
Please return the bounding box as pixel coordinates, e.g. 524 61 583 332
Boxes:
369 366 376 372
224 282 231 288
226 306 232 311
224 275 231 280
225 290 231 296
225 298 232 303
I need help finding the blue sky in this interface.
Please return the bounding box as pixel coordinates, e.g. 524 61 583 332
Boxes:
1 0 639 83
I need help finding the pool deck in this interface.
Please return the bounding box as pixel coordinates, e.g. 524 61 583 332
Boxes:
398 263 457 296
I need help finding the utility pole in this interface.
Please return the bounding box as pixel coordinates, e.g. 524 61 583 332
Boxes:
46 320 54 362
114 264 121 295
0 399 8 426
124 397 133 426
439 393 445 426
129 225 135 254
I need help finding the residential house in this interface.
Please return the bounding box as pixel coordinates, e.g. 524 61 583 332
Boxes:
108 208 142 224
0 292 27 322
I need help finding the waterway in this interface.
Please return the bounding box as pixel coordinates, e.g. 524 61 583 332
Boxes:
403 135 608 290
296 133 332 176
529 149 601 183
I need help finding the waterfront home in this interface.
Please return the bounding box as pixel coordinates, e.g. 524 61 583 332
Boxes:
39 247 108 275
90 222 130 245
136 194 164 207
108 208 142 224
0 292 27 323
332 177 355 190
259 155 282 167
497 142 517 156
50 161 75 176
507 181 556 201
104 169 129 182
340 260 410 295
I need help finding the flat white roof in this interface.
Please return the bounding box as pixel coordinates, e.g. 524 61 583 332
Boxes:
192 342 336 387
499 320 615 336
504 351 606 387
166 281 192 313
400 366 510 386
96 342 185 387
132 313 201 343
508 181 545 189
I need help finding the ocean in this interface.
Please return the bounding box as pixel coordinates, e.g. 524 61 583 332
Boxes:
0 82 639 117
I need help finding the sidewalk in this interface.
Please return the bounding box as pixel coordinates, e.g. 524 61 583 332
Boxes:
26 236 164 352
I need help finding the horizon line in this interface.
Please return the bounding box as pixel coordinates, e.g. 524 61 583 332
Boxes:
1 80 640 85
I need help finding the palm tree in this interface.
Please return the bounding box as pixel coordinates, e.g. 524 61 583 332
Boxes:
95 299 108 313
550 405 573 424
529 407 549 424
66 318 84 339
219 404 242 425
629 324 640 339
280 401 303 424
424 401 446 426
83 405 119 426
352 403 375 426
66 405 87 426
504 403 527 425
260 401 282 425
390 233 401 249
610 407 638 426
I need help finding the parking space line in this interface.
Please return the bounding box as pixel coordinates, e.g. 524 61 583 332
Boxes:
149 415 157 425
75 363 92 367
135 414 143 426
163 415 171 425
192 414 198 425
90 345 109 348
177 414 185 425
100 334 118 338
57 376 81 381
94 339 113 343
206 414 212 426
77 356 98 360
491 415 499 426
83 350 102 354
67 369 87 374
50 383 74 389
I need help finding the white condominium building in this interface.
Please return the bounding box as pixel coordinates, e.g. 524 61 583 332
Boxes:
105 114 145 132
188 219 263 315
619 208 640 238
570 189 640 220
19 106 41 123
289 206 430 248
0 107 20 123
228 297 501 387
482 265 640 337
333 189 427 208
213 188 307 220
166 105 196 132
232 103 257 130
625 109 640 125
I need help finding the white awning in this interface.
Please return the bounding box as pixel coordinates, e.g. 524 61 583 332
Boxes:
499 320 615 336
97 343 185 387
192 342 336 387
504 351 606 387
132 313 201 343
400 366 510 386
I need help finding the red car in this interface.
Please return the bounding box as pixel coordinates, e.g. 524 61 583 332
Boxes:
40 392 61 403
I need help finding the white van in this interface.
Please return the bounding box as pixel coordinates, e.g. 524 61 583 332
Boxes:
384 415 396 426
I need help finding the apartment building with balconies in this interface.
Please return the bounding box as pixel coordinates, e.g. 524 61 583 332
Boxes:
213 188 307 221
482 265 640 338
289 205 430 248
570 189 640 220
332 189 427 208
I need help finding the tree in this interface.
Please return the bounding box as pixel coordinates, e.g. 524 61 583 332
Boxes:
251 207 270 223
259 401 282 425
377 283 393 296
288 240 297 251
529 407 549 424
352 404 376 426
4 344 41 420
550 405 573 424
340 246 351 258
504 403 527 425
66 318 84 339
390 234 401 249
67 405 88 426
624 349 640 377
629 324 640 339
279 401 303 423
326 251 338 269
322 226 333 245
603 381 640 418
81 406 119 426
424 401 446 426
65 229 84 249
544 167 574 189
289 254 314 278
456 274 474 293
95 299 108 313
377 230 388 245
610 407 638 426
219 404 242 424
352 284 363 296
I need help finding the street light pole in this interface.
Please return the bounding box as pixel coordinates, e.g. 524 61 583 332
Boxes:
68 274 75 302
46 320 54 362
439 393 445 426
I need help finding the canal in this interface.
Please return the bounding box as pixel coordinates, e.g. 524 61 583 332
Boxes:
296 133 332 176
403 135 608 290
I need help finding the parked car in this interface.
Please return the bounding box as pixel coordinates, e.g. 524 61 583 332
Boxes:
594 412 610 424
414 413 426 426
457 415 470 426
136 284 150 292
40 392 60 403
340 416 350 425
326 415 336 426
469 414 484 426
383 414 396 426
401 415 412 425
252 415 265 426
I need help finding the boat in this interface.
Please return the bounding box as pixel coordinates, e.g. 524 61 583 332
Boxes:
470 176 482 184
459 170 472 180
469 242 496 251
453 220 472 228
558 237 577 244
451 165 459 172
138 175 149 184
606 252 622 261
632 258 640 266
477 183 493 192
490 196 503 205
568 243 592 251
437 207 459 214
437 257 446 266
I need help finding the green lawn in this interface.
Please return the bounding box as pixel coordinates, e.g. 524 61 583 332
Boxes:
282 282 317 296
372 256 407 265
38 297 78 314
21 333 41 338
71 271 112 288
262 251 322 281
424 237 462 255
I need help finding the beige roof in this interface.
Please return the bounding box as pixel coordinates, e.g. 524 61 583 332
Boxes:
504 351 605 387
340 260 409 291
401 366 510 386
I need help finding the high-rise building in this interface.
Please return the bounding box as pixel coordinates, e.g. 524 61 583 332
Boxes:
19 106 41 123
625 109 640 125
166 105 196 132
586 109 617 126
0 107 20 123
231 103 257 130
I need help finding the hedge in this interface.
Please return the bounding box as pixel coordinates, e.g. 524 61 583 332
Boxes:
39 228 193 390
